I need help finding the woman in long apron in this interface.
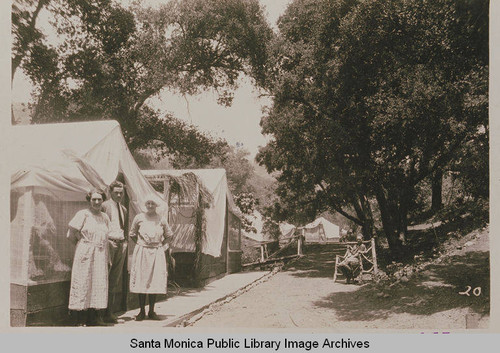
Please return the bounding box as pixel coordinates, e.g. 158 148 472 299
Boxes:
129 195 173 320
67 189 110 326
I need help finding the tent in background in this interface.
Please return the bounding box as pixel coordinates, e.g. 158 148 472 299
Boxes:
241 210 275 244
302 217 340 243
279 222 297 245
241 210 277 263
10 120 162 326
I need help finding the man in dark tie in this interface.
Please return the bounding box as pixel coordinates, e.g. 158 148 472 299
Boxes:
101 180 128 323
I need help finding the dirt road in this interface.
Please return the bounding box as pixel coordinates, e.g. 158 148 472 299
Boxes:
192 229 489 330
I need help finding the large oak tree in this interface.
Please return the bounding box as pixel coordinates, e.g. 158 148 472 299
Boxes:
13 0 272 165
257 0 488 256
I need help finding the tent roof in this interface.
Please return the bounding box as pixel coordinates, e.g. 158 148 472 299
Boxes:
279 222 297 240
142 168 240 216
278 217 340 241
143 168 224 193
303 217 340 239
11 120 119 168
10 120 163 211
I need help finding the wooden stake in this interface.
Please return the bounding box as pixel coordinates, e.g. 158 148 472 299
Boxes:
371 237 378 274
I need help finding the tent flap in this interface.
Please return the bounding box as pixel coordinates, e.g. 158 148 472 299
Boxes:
143 169 238 258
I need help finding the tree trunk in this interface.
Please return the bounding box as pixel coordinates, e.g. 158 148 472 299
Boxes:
431 169 443 212
361 221 374 240
350 192 374 240
11 104 16 125
374 185 403 258
360 195 375 240
398 183 414 244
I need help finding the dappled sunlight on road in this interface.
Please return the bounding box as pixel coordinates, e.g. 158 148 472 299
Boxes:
193 232 489 329
313 250 489 324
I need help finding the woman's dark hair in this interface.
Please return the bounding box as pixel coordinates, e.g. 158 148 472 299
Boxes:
86 188 107 202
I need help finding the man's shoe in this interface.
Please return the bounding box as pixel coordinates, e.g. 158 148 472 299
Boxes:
136 311 146 321
148 312 160 321
94 316 108 326
104 313 118 324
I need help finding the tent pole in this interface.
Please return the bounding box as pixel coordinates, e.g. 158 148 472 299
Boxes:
298 228 304 256
193 186 203 287
22 187 34 285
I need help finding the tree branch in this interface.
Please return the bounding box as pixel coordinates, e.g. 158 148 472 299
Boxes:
12 0 49 80
317 182 363 226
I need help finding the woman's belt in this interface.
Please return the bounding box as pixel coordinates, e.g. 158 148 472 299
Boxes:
109 238 126 243
81 239 107 249
137 241 163 248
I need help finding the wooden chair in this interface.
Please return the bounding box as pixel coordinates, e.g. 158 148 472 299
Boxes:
333 238 378 283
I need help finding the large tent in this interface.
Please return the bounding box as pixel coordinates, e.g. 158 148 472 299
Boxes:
142 169 242 284
11 120 163 211
10 120 162 326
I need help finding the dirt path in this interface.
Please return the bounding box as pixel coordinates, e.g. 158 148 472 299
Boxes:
192 228 489 330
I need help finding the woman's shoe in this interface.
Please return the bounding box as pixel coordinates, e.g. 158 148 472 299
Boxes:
148 312 160 320
136 311 146 321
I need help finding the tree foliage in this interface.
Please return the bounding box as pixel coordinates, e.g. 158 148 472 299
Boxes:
13 0 272 165
213 146 255 195
257 0 488 256
234 192 258 233
12 0 49 80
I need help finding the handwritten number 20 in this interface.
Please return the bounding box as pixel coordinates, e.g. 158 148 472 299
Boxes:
459 286 481 297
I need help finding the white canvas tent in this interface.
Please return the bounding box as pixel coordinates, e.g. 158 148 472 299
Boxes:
11 120 164 212
142 169 243 284
279 222 297 244
142 169 240 258
9 120 164 326
10 120 164 286
302 217 340 243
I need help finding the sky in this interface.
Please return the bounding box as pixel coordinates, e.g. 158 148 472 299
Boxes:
11 0 293 159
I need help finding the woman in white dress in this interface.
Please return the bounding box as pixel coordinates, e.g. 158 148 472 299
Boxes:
129 195 173 320
67 189 110 326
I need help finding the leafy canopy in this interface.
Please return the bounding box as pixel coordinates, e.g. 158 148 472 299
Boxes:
13 0 273 166
257 0 488 254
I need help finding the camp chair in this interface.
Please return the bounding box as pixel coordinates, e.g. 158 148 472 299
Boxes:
333 238 378 284
332 251 362 284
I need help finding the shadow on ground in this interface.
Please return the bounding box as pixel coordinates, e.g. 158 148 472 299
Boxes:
313 250 489 321
283 251 338 279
